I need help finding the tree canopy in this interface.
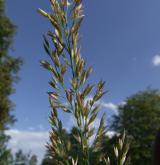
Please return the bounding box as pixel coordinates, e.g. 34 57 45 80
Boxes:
0 0 22 164
13 150 37 165
112 89 160 165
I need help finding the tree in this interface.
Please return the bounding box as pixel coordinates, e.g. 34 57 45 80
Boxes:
0 0 22 164
112 89 160 165
14 150 27 165
0 132 12 165
41 153 55 165
13 150 37 165
29 155 38 165
38 0 129 164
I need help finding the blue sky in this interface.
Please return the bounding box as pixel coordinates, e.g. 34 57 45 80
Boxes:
5 0 160 161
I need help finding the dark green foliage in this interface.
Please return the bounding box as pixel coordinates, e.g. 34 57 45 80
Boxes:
41 153 55 165
103 135 131 165
112 89 160 165
0 0 22 163
13 150 37 165
68 127 83 162
0 131 12 165
0 0 22 130
29 155 38 165
14 150 28 165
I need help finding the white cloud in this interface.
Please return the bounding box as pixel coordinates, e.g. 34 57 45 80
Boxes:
6 129 49 164
153 55 160 66
100 102 118 114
